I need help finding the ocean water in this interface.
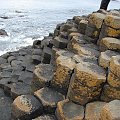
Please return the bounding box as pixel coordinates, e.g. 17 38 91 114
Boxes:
0 0 120 55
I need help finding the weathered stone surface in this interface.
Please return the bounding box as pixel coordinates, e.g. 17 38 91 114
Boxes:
100 100 120 120
42 47 52 64
99 24 120 40
18 71 33 85
0 70 12 78
32 115 57 120
68 41 100 57
12 95 43 120
67 62 106 105
108 71 120 88
32 55 41 64
85 25 100 39
33 40 42 49
41 37 52 49
85 101 106 120
68 32 81 41
51 56 75 94
0 96 13 120
99 50 119 69
34 87 65 113
32 64 54 92
71 62 106 87
83 35 98 43
32 49 42 55
59 32 68 39
0 57 7 64
72 54 98 65
60 24 73 32
0 88 5 97
88 13 106 29
56 99 84 120
100 37 120 51
101 84 120 102
78 19 88 34
73 16 85 25
109 55 120 78
53 36 69 49
11 60 23 67
105 15 120 29
11 82 32 99
67 35 87 51
67 27 78 34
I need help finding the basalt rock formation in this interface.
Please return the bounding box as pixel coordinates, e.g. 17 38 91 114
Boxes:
0 9 120 120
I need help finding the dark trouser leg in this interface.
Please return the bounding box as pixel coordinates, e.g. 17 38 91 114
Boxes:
100 0 110 10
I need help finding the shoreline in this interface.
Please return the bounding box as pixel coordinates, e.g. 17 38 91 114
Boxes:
0 9 120 120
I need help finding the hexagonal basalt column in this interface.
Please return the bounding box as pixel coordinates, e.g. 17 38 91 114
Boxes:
51 55 76 94
34 87 65 113
67 62 106 105
56 99 84 120
32 64 54 92
85 101 106 120
11 95 43 120
100 100 120 120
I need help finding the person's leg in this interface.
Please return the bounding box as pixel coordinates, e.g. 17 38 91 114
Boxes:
100 0 110 10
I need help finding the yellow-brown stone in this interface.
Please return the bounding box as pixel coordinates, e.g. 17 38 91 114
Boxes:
100 37 120 51
105 15 120 29
98 50 119 69
100 100 120 120
101 84 120 101
109 55 120 77
56 99 84 120
51 55 76 94
89 13 106 29
85 101 106 120
107 71 120 88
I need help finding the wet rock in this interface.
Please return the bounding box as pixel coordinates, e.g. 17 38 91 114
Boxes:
100 37 120 52
34 87 65 113
59 32 68 39
32 115 56 120
42 47 52 64
51 55 75 94
56 99 84 120
0 29 8 36
0 52 10 59
0 96 13 120
99 50 119 69
105 15 120 29
33 40 42 49
100 100 120 120
53 36 69 49
73 16 85 25
0 88 5 97
41 37 52 49
85 101 106 120
11 95 43 120
11 82 32 99
32 64 54 92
